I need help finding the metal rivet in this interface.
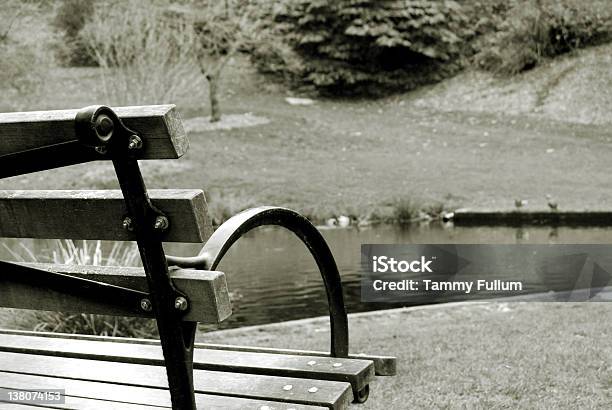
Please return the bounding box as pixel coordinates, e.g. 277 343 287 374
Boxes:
307 360 316 366
283 384 293 391
128 135 143 150
122 216 134 231
308 387 318 393
154 215 169 231
333 362 342 368
140 298 152 312
174 296 188 311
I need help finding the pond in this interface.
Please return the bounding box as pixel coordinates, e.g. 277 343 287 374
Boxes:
168 223 612 329
3 223 612 329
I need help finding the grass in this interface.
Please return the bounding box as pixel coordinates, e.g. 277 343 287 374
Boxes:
202 302 612 409
2 56 612 223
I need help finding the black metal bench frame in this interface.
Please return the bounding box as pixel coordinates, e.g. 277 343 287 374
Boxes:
0 106 355 409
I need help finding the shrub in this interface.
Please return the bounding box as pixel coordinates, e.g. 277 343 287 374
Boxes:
51 0 97 66
474 0 612 75
0 41 42 110
0 42 41 94
546 0 612 53
252 0 472 95
79 1 200 105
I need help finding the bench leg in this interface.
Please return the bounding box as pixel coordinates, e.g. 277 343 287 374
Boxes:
134 233 198 409
114 159 198 409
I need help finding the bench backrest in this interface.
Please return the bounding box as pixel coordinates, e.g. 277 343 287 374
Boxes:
0 105 231 324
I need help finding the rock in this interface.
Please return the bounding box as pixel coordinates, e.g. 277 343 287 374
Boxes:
285 97 315 106
337 215 350 227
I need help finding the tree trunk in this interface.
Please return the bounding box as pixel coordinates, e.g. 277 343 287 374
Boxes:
207 73 222 123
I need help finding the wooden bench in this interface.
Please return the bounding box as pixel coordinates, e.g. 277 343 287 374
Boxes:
0 105 396 409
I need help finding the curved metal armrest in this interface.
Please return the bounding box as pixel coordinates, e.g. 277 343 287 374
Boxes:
166 206 349 357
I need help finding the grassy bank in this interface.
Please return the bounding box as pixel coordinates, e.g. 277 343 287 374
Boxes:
202 302 612 409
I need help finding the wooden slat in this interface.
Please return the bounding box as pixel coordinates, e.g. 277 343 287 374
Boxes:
0 329 397 376
0 387 156 410
0 372 324 409
0 263 231 323
0 352 352 409
0 189 212 242
0 105 188 159
0 334 374 392
0 403 40 409
195 344 397 377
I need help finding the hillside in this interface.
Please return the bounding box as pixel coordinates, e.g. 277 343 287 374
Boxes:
410 43 612 125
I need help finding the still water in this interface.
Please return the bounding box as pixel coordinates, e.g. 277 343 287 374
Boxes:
169 223 612 328
4 224 612 329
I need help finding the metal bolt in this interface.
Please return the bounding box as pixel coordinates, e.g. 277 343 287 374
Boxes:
122 216 134 231
154 215 169 231
174 296 188 311
283 384 293 391
128 135 143 150
332 362 342 368
94 114 114 142
308 387 318 393
140 298 152 312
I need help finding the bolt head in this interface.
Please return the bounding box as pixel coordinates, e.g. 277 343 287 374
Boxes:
174 296 188 311
140 298 152 312
154 215 169 231
122 217 134 231
94 114 114 142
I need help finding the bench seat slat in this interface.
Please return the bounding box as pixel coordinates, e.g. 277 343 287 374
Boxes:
0 387 156 410
0 334 374 392
0 105 187 159
0 329 396 376
0 351 352 409
0 263 231 323
0 189 212 243
196 343 397 377
0 372 325 409
0 403 42 409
